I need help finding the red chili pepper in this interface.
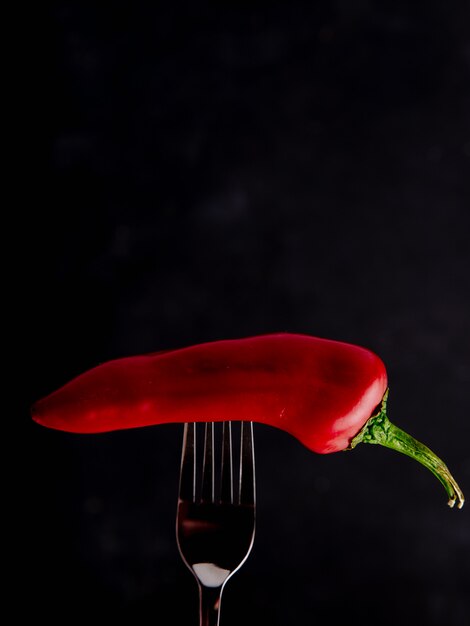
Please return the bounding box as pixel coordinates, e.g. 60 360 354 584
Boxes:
32 333 464 509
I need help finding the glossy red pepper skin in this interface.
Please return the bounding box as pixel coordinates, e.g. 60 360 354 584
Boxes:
32 333 387 453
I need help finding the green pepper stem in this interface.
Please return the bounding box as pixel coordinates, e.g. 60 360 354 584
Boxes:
349 390 464 509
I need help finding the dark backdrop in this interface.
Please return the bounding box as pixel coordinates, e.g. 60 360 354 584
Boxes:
26 3 469 625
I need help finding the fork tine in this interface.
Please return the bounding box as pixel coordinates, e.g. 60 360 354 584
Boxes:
201 422 215 502
239 421 255 505
220 421 233 504
178 423 196 502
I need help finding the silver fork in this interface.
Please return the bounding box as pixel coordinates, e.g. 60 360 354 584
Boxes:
176 421 256 626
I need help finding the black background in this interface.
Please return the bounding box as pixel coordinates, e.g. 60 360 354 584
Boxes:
25 2 469 625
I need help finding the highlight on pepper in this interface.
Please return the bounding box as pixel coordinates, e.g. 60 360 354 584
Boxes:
31 332 464 509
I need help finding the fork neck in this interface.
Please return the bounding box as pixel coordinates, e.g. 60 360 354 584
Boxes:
199 584 224 626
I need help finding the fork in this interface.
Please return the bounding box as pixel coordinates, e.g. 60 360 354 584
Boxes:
176 421 256 626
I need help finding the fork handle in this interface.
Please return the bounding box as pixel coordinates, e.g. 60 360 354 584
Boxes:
199 584 223 626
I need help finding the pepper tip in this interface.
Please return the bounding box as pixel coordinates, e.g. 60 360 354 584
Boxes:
31 402 45 427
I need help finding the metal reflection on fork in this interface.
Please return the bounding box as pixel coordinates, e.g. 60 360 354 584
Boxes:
176 421 256 626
